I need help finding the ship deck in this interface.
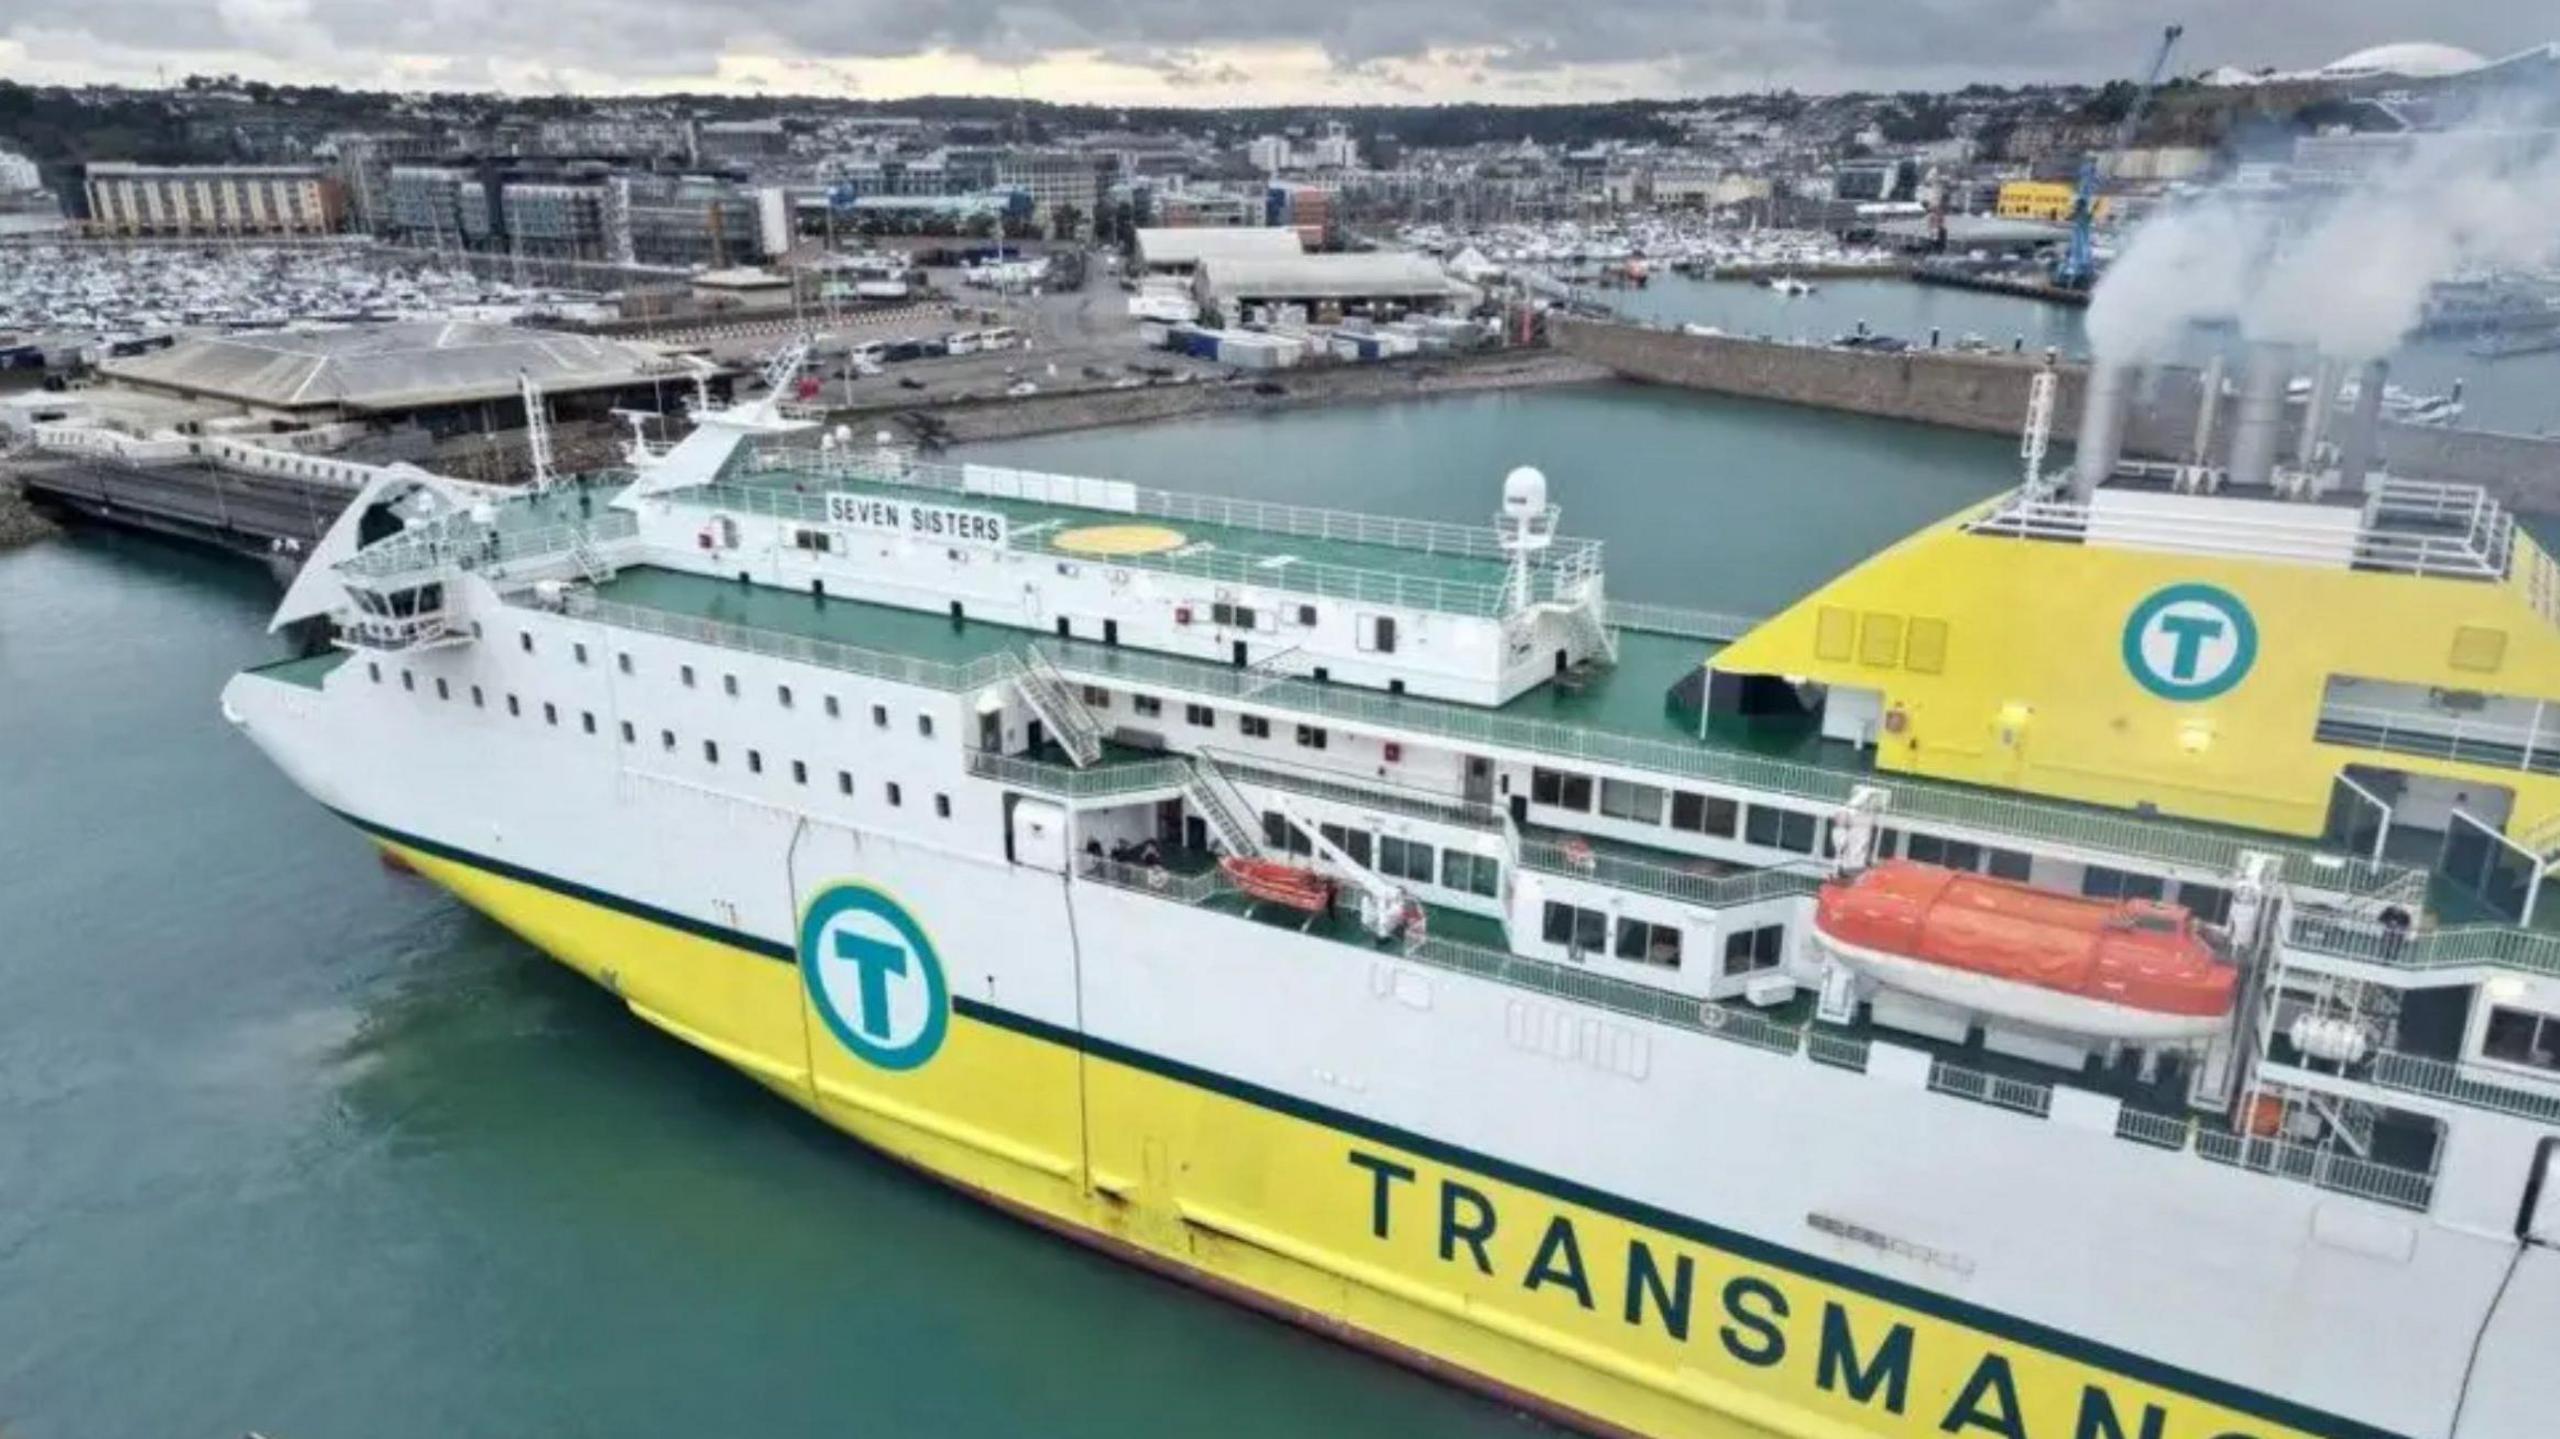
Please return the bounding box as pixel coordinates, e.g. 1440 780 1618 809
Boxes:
573 565 2436 907
712 456 1564 619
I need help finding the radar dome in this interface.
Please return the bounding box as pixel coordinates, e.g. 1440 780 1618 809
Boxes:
1502 465 1549 519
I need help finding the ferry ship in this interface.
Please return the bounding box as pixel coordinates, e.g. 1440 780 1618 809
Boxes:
223 342 2560 1439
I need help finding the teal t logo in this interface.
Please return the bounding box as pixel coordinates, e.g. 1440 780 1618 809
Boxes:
833 930 910 1041
800 883 949 1069
2122 584 2256 701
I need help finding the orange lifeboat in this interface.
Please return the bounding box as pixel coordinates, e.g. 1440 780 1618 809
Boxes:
1221 856 1338 916
1812 860 2236 1041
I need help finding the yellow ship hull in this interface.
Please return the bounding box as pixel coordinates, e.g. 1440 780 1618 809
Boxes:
374 825 2378 1439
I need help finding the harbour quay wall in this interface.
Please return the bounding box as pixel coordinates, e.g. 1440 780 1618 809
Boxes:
1554 318 2560 512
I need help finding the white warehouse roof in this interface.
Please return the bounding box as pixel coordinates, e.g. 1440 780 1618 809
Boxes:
1195 252 1458 302
1134 227 1304 269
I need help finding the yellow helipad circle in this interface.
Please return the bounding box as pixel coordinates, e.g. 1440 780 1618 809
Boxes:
1052 523 1188 557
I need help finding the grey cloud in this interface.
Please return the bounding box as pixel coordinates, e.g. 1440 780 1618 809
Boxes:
7 0 2552 93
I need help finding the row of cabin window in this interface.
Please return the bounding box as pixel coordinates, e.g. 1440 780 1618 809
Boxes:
1258 813 1502 897
1083 687 1309 747
1530 767 1822 855
367 660 952 819
1882 828 2233 924
398 648 939 739
1537 904 1783 978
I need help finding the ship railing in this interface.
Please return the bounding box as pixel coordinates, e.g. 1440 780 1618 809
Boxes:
342 510 639 584
1515 832 1826 910
965 750 1194 800
1216 753 1506 832
1968 489 2509 580
2314 701 2560 779
774 449 1543 563
2285 911 2560 982
1076 854 1227 905
689 479 1535 619
1040 640 2427 903
2112 1107 2194 1150
561 595 1020 694
2192 1128 2435 1212
1926 1057 2056 1118
2300 1048 2560 1128
1606 599 1763 644
1805 1028 1873 1071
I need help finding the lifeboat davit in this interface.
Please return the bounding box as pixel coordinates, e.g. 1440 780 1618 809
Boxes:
1221 856 1337 915
1812 861 2236 1042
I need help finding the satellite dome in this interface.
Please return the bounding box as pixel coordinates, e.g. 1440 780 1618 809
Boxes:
1502 465 1549 519
2320 42 2486 78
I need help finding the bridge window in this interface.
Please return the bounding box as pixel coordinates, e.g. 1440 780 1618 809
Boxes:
680 665 695 688
703 740 720 764
1186 704 1215 728
1441 850 1501 897
620 721 635 744
518 632 533 654
368 662 380 683
471 685 484 708
1319 823 1372 868
792 760 807 785
434 678 449 701
723 673 739 698
1379 836 1435 882
837 770 853 795
872 704 889 728
1722 925 1786 977
2082 866 2166 902
1542 901 1608 955
662 729 676 751
824 694 840 718
1670 791 1739 838
573 643 588 666
886 782 903 807
2484 1007 2560 1074
543 703 558 727
1082 686 1110 709
935 793 952 819
1133 695 1163 718
1745 806 1819 854
1530 768 1592 812
1616 918 1683 969
400 669 414 692
618 652 634 675
582 712 596 735
777 685 793 709
748 750 762 774
1296 725 1328 750
1239 714 1271 740
1599 778 1664 825
506 694 520 717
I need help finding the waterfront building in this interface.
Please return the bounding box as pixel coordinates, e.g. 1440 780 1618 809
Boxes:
84 162 346 238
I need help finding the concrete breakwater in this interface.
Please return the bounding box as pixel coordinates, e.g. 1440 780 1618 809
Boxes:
859 349 1609 447
1554 317 2560 512
0 475 60 548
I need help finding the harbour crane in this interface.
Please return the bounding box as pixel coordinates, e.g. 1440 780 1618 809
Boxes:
2058 22 2183 290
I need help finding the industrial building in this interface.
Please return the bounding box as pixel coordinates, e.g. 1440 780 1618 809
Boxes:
1995 180 2110 223
1134 226 1304 275
92 321 691 437
1191 252 1463 324
84 163 345 238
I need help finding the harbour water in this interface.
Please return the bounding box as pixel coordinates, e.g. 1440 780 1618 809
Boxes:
0 384 2007 1436
1608 274 2560 439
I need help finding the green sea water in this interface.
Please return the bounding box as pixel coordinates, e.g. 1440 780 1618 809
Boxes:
0 383 2009 1437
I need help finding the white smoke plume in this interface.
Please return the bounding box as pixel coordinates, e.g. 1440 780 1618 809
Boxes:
2086 118 2560 365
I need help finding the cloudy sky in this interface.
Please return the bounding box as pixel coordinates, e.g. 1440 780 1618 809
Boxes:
1 1 2549 104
